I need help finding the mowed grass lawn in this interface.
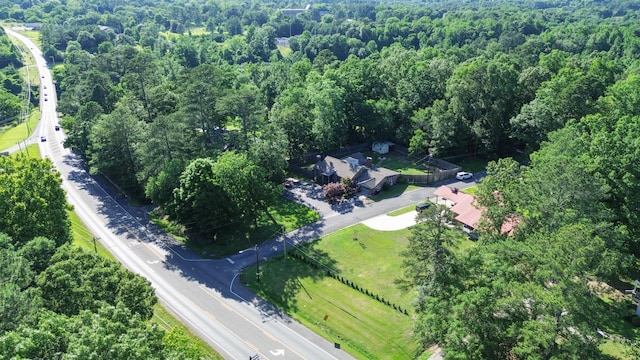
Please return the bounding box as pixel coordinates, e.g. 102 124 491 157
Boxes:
244 222 479 359
360 151 427 175
244 224 424 359
306 224 415 310
244 256 419 360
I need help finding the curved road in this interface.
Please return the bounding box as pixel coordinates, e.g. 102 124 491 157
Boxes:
4 27 480 360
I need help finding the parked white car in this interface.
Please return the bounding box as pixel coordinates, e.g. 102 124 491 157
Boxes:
456 171 473 180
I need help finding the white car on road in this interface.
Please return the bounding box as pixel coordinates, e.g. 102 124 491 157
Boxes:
456 171 473 180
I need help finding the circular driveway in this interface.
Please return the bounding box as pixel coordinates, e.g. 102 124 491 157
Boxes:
361 210 420 231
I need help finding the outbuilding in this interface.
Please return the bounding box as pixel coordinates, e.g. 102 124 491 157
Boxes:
372 141 394 154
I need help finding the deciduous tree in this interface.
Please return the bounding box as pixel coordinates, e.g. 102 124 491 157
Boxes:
0 156 71 247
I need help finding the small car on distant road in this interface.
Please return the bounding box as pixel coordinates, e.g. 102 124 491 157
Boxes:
415 203 431 212
55 125 60 131
456 171 473 180
40 136 46 142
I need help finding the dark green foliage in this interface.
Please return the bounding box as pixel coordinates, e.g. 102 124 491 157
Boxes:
0 304 168 360
37 245 156 318
34 0 640 244
0 32 21 69
0 156 71 247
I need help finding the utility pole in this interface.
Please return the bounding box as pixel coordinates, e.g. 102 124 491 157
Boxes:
255 244 260 282
282 226 287 259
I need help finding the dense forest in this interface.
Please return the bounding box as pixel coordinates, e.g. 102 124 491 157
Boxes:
1 0 640 358
4 0 638 239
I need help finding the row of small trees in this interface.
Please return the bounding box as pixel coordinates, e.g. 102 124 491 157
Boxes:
289 248 409 316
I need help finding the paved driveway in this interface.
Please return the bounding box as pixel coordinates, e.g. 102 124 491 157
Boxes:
361 211 421 231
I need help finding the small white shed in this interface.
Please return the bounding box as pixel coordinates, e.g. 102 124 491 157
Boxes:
372 141 393 154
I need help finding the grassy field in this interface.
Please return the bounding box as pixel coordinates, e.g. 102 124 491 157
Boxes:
304 224 415 309
278 45 292 57
242 221 481 360
8 143 40 159
243 256 421 360
6 27 43 88
0 108 39 149
152 194 321 257
8 26 42 46
0 27 41 151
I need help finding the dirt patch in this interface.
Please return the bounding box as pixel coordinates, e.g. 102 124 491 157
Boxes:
588 280 627 302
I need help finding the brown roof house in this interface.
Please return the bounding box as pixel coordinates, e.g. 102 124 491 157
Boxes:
315 153 400 195
433 185 517 235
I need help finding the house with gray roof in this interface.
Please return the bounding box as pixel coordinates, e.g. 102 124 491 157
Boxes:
314 153 400 195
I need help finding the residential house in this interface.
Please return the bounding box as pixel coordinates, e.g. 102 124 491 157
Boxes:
314 153 400 195
315 155 365 184
433 185 517 234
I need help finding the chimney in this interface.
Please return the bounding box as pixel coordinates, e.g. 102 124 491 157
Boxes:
365 157 372 167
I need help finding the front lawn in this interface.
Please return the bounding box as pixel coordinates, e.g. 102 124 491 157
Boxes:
304 224 415 309
243 255 421 360
243 221 479 359
370 183 422 201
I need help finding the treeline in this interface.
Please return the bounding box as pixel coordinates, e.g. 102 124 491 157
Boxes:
0 155 206 358
5 0 640 239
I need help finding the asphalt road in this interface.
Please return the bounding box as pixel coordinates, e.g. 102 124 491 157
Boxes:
4 27 481 360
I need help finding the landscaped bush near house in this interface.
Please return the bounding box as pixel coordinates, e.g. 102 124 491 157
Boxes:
323 182 345 203
341 177 357 197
